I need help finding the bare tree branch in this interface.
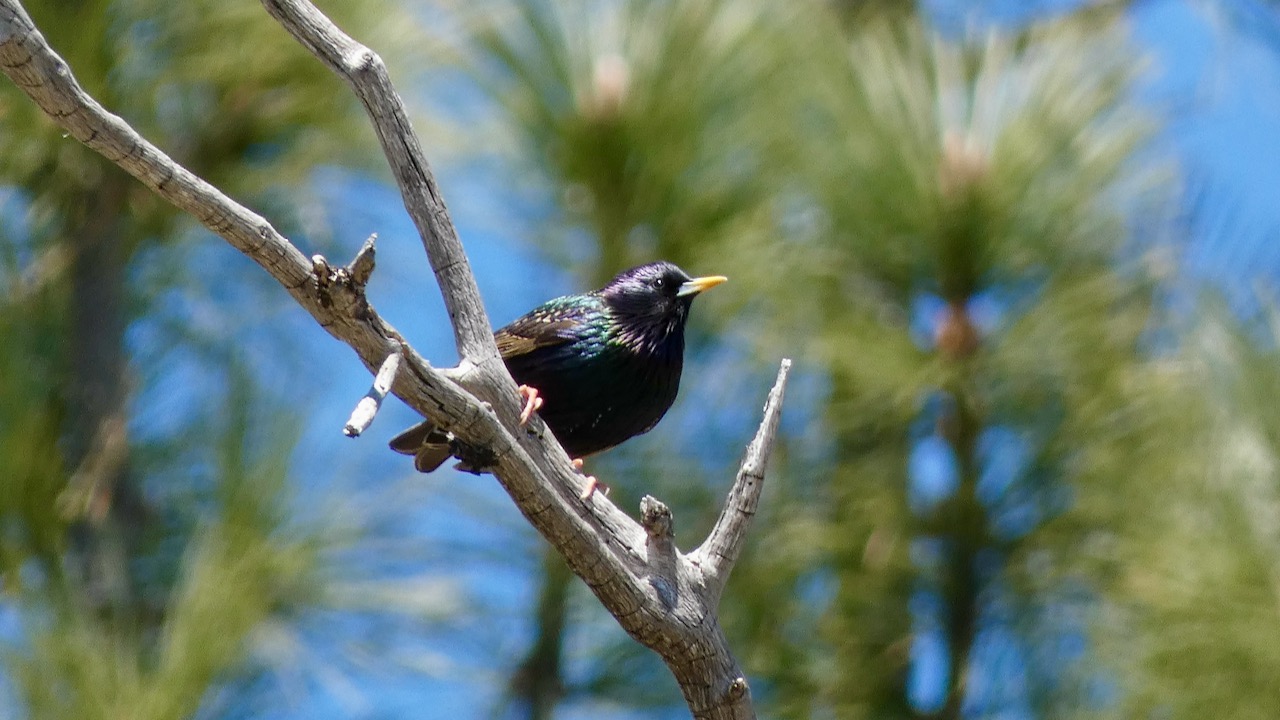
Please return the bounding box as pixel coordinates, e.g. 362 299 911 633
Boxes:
694 358 792 605
0 1 790 717
259 0 498 366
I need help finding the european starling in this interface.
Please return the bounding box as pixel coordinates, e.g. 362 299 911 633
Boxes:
389 261 726 497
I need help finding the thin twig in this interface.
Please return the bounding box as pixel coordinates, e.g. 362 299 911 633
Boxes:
348 233 378 286
344 349 402 437
694 359 791 604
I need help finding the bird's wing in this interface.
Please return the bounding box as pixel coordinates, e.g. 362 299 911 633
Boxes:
494 298 592 360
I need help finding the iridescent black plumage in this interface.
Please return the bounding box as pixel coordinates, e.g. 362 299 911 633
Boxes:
389 261 725 473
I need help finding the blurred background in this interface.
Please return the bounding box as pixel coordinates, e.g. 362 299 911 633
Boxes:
2 0 1279 718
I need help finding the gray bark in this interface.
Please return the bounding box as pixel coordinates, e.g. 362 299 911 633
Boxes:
0 2 790 716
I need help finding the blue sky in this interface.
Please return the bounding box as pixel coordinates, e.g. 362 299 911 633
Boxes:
1131 0 1280 304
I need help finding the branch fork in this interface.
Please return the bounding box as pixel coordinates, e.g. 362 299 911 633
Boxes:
0 2 790 717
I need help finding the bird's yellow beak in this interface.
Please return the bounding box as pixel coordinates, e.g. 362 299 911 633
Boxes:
677 275 728 298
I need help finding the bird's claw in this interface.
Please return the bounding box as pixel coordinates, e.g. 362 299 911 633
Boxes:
517 385 543 425
573 458 609 501
579 475 607 501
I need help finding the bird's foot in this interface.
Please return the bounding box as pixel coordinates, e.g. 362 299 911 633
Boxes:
573 458 609 500
517 384 543 425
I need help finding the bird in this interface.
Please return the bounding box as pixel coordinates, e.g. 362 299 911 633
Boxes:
389 261 727 499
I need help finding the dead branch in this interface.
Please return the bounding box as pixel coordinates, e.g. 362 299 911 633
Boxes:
0 2 789 717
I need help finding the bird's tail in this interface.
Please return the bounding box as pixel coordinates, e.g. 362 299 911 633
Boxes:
388 421 453 473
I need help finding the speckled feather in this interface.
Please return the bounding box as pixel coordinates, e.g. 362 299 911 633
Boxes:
494 265 690 457
390 262 717 470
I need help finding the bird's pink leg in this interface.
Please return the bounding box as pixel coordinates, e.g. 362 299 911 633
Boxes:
573 458 609 500
517 384 543 425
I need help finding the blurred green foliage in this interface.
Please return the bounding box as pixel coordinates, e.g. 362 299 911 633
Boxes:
1081 302 1280 720
472 0 785 283
8 394 319 720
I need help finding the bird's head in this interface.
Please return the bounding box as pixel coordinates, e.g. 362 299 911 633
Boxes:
599 262 726 349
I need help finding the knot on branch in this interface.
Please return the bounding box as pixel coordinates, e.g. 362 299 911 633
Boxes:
351 48 380 74
309 235 376 318
640 495 679 612
311 254 331 289
725 676 750 702
640 495 673 543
